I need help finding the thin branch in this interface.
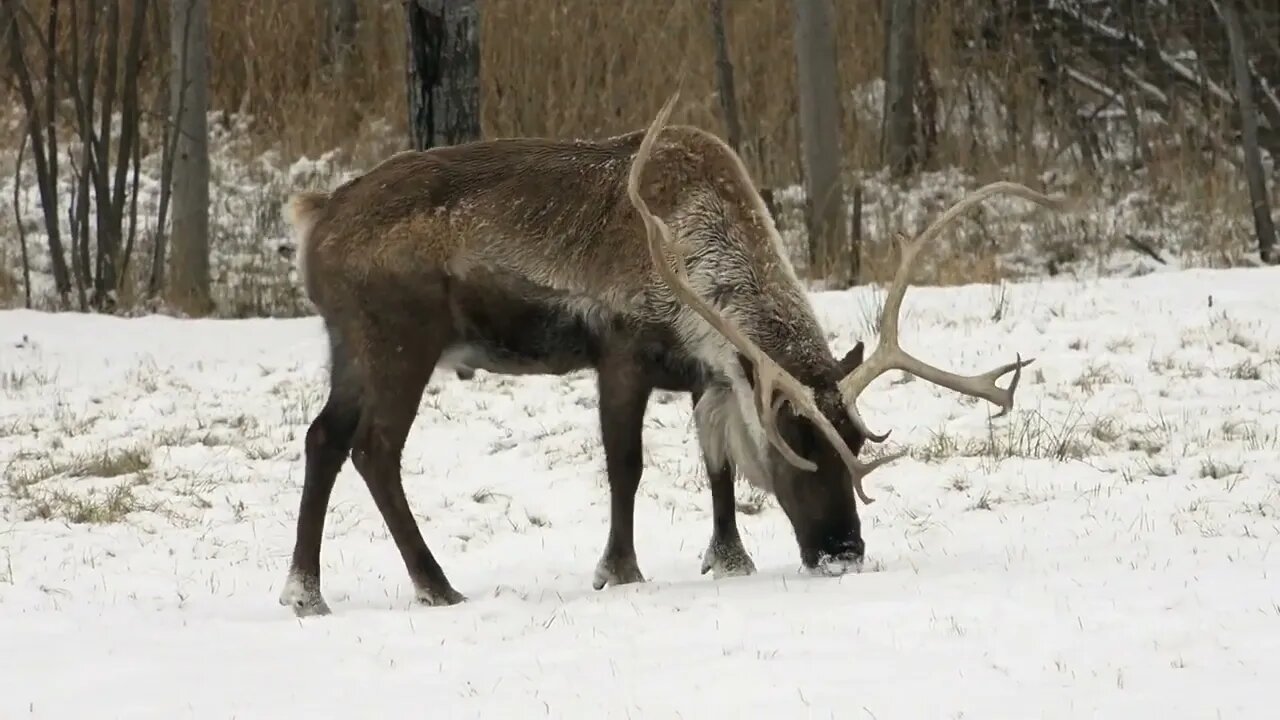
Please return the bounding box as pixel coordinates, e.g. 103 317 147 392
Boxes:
708 0 743 154
43 0 58 293
93 0 123 304
2 0 71 301
14 132 32 308
151 0 196 297
119 87 143 291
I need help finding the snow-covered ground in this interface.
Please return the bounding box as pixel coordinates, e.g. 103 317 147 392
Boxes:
2 267 1279 718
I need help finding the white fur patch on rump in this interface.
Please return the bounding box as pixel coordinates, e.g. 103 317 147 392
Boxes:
282 192 327 295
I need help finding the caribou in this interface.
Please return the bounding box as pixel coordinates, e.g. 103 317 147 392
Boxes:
278 92 1063 616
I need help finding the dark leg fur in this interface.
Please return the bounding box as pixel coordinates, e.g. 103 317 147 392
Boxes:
282 298 464 616
592 346 653 590
280 330 363 617
691 391 756 579
348 319 465 608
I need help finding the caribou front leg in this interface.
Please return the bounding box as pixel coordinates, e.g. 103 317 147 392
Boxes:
691 391 756 579
699 459 757 578
591 348 652 590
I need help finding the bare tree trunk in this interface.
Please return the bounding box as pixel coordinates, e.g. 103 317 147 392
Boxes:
882 0 919 178
41 0 63 297
168 0 211 312
92 0 122 306
2 0 72 303
406 0 480 151
14 133 32 308
150 2 192 299
112 0 150 298
792 0 852 286
1222 0 1278 264
709 0 743 155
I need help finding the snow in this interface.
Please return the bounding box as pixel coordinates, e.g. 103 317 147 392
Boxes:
3 267 1280 718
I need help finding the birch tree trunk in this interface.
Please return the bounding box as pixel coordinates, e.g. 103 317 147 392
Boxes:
168 0 210 312
882 0 919 177
1221 0 1277 264
793 0 852 286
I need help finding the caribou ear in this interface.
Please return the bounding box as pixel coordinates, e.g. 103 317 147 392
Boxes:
837 341 865 376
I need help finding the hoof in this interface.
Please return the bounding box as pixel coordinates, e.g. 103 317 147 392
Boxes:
592 554 645 590
700 536 757 579
416 584 467 607
279 572 331 618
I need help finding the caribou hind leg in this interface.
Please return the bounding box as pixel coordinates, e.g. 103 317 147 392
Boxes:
346 312 467 608
591 344 653 590
690 390 756 579
280 326 363 617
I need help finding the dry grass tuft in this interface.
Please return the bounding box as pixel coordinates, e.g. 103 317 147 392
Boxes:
1198 458 1244 481
911 409 1095 465
2 367 53 393
1228 359 1264 381
1072 363 1128 394
3 446 153 510
5 448 157 524
23 482 156 524
65 447 153 479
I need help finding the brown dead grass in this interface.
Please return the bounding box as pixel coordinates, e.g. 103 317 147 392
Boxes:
2 0 1128 187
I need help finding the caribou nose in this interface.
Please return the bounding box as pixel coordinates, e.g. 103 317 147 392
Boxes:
801 539 866 576
846 537 866 561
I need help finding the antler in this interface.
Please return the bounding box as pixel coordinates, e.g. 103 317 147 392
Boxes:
838 182 1067 440
626 93 898 504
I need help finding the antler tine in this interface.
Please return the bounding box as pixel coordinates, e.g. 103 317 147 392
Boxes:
978 353 1030 417
838 182 1065 436
626 93 873 486
846 448 906 505
759 366 902 505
